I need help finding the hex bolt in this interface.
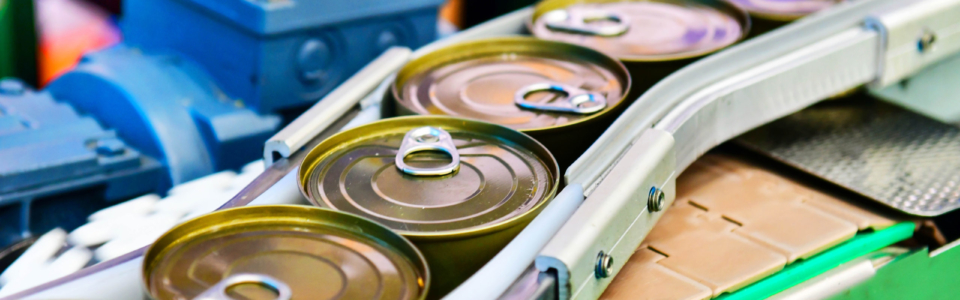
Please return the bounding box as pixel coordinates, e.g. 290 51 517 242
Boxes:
917 29 937 53
648 186 665 212
595 251 614 279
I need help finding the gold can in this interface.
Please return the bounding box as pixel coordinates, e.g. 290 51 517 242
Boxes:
529 0 749 91
388 37 630 169
298 116 560 298
142 205 429 300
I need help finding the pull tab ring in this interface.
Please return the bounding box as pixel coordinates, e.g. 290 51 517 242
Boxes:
515 83 607 115
542 8 630 37
396 126 461 176
193 273 293 300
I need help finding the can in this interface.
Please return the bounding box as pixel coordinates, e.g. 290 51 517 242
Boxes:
388 37 630 169
528 0 749 91
142 205 429 300
726 0 840 36
298 116 560 298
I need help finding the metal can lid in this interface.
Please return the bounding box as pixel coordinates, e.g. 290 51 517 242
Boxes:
726 0 838 20
142 205 429 300
529 0 749 61
298 116 560 237
392 37 629 132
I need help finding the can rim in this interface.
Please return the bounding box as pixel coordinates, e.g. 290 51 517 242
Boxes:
391 36 632 134
527 0 752 62
141 205 431 300
726 0 841 21
297 116 561 240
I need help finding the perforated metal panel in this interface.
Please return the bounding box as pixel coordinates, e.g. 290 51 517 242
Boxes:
737 98 960 216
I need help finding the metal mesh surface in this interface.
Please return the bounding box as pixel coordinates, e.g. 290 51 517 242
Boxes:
737 99 960 216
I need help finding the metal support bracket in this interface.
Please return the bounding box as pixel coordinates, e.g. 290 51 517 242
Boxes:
867 0 960 87
536 128 676 300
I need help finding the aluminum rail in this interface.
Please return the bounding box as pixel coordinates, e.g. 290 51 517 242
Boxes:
532 0 960 299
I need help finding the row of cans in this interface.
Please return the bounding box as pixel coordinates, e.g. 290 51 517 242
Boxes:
140 0 837 299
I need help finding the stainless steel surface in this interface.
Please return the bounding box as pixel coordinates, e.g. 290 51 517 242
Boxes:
194 274 292 300
867 0 960 87
514 83 607 115
567 0 910 194
536 128 676 300
395 127 461 176
657 26 878 171
737 99 960 216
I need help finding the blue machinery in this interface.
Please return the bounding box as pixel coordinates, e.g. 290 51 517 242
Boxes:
0 0 443 248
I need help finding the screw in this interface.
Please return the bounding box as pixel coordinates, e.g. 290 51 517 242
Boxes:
648 187 665 212
595 251 614 279
918 29 937 53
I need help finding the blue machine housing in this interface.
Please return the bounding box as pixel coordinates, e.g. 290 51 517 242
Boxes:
121 0 444 114
47 0 442 187
48 46 281 189
0 0 443 247
0 80 162 248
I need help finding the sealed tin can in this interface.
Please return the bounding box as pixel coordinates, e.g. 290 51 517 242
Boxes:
529 0 749 91
298 116 560 298
726 0 840 36
388 37 630 169
142 205 429 300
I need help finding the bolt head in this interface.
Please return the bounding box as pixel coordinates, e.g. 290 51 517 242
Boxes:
595 251 614 279
648 187 665 212
918 29 937 53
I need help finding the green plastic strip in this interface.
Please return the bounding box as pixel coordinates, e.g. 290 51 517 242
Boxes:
718 222 915 300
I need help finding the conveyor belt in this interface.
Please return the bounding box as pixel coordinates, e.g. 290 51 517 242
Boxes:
601 154 897 299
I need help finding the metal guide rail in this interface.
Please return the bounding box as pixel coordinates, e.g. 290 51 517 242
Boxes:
8 0 960 299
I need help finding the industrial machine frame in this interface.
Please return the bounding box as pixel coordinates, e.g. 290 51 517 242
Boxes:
7 0 960 299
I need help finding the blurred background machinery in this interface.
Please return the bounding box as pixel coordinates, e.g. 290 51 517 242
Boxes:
0 0 444 249
0 0 38 86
